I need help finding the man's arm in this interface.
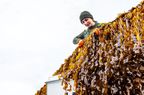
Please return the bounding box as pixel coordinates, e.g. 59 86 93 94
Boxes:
73 30 86 44
97 23 105 28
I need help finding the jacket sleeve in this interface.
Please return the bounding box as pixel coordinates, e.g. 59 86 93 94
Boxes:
73 30 86 44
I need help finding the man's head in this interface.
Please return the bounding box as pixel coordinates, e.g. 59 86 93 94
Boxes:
79 11 95 27
79 11 93 23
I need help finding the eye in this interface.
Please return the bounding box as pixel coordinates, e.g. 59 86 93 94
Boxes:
82 18 88 24
84 18 88 21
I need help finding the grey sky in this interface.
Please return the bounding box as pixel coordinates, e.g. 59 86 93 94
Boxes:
0 0 140 95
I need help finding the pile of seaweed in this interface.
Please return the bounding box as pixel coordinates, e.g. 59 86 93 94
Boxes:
35 84 47 95
53 1 144 95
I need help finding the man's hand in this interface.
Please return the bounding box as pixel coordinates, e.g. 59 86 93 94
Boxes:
94 28 100 35
78 40 84 47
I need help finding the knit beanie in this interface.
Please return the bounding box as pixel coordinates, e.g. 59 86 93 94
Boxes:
79 11 93 23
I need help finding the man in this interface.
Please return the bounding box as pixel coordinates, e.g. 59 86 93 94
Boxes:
73 11 102 47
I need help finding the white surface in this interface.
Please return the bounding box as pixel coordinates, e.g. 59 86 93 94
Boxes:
47 79 74 95
47 80 65 95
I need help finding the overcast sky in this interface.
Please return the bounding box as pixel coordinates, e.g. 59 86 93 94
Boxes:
0 0 141 95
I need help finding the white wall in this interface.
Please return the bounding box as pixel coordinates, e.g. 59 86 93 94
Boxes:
47 79 74 95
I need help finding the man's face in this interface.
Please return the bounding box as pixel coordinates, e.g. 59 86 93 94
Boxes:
82 18 94 27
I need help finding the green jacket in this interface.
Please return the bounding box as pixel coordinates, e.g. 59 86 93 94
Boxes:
73 21 102 44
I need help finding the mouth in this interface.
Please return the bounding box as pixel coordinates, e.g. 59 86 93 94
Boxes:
86 23 92 27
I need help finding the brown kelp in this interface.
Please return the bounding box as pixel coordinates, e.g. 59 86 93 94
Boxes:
53 1 144 95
